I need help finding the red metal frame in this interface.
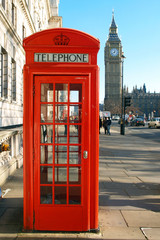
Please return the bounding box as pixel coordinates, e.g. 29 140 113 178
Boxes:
23 28 100 231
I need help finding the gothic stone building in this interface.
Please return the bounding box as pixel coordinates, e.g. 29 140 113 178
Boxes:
104 13 122 111
128 84 160 118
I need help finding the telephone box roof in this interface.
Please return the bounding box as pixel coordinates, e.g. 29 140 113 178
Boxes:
23 28 100 49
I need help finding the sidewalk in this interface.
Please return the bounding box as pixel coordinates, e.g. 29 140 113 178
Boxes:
0 128 160 239
99 127 160 239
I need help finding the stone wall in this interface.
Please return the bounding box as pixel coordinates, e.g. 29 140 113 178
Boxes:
0 127 23 186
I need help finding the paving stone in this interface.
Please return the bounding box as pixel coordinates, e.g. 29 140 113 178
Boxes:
0 198 23 207
121 211 160 227
100 181 138 190
136 182 160 190
99 210 127 227
125 188 160 199
101 227 146 240
0 233 17 240
0 224 21 233
0 208 23 225
0 207 6 217
138 176 160 183
141 227 160 240
105 172 128 177
125 170 160 177
99 189 129 199
99 177 112 182
110 176 142 183
99 198 151 211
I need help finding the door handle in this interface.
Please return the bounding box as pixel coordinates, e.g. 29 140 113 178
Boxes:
83 151 88 159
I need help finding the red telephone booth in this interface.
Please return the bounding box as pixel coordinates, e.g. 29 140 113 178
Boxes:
23 28 100 231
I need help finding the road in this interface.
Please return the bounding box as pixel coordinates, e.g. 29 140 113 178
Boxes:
111 121 160 143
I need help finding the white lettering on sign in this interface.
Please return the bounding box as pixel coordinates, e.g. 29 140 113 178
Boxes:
34 53 89 63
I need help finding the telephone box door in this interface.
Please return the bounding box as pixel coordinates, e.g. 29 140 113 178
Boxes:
33 75 90 231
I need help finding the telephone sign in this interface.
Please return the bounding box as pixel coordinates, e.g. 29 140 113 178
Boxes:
34 53 89 63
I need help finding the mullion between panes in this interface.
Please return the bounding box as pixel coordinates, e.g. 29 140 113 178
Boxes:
67 83 70 204
52 83 55 205
53 82 56 205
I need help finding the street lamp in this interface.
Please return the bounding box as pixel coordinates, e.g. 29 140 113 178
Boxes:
120 53 126 135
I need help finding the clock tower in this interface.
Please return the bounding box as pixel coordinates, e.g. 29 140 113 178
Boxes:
104 13 122 112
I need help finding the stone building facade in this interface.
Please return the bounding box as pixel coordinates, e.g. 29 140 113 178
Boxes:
0 0 62 186
0 0 62 127
104 13 122 111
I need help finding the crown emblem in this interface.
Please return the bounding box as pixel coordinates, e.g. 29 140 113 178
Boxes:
54 33 70 45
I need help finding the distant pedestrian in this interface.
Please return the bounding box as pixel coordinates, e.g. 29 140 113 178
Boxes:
106 117 111 135
99 117 102 134
103 117 111 135
103 117 107 134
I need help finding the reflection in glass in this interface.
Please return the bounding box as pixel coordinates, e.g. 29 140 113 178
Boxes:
40 186 52 204
55 105 68 123
41 145 53 164
55 83 68 102
55 125 67 143
55 167 67 184
69 187 81 205
69 146 81 164
70 84 82 102
40 166 53 184
55 145 67 164
69 167 81 184
69 105 82 123
69 125 81 144
55 186 67 204
41 125 53 143
41 84 53 102
41 104 53 123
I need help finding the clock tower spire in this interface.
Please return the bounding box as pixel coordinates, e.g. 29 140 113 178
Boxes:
104 13 122 112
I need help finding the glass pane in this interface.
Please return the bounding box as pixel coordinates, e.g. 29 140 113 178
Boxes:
55 145 67 164
55 125 67 143
69 125 81 144
41 104 53 123
40 186 52 204
40 166 53 184
41 125 53 143
69 146 81 164
70 84 82 102
69 167 81 184
41 145 53 164
69 105 82 123
55 186 67 204
55 105 68 123
41 84 53 102
55 84 68 102
69 187 81 205
55 167 67 184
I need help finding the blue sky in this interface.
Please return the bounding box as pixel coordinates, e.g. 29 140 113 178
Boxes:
59 0 160 103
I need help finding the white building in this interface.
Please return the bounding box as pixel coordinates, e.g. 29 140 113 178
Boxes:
0 0 62 186
0 0 62 127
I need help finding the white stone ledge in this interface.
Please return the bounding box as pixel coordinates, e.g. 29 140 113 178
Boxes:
0 154 23 186
0 157 17 186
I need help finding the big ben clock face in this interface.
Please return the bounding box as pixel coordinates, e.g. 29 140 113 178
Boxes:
110 48 119 57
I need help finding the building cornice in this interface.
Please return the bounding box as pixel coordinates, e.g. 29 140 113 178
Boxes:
19 0 36 33
46 0 51 19
0 5 24 53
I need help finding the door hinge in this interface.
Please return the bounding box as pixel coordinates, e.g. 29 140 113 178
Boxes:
33 210 35 226
33 149 35 161
33 85 35 96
